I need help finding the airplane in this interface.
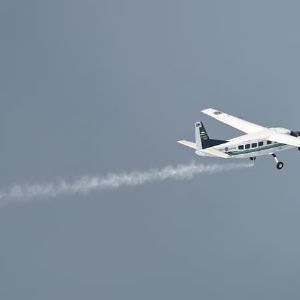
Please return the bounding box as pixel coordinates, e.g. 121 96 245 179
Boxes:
178 108 300 170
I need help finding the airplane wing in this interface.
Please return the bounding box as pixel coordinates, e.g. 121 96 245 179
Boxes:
202 108 266 134
200 147 230 158
269 133 300 148
177 140 196 149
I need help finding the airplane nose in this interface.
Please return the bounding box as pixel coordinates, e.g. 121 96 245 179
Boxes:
291 131 300 137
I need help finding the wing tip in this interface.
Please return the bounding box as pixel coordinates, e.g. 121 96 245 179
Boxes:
202 108 221 114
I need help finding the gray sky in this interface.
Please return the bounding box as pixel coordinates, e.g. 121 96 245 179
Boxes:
1 0 300 299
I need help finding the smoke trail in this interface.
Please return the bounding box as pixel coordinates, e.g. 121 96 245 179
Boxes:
0 162 252 206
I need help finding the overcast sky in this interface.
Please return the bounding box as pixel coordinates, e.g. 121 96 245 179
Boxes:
1 0 300 299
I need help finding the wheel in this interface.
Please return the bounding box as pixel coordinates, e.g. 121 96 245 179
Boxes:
298 147 300 151
276 162 284 170
250 157 256 161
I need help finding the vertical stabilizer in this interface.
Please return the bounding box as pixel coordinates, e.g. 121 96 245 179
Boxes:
195 122 209 150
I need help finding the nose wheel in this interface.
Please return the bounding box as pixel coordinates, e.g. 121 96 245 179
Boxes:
272 154 284 170
276 162 284 170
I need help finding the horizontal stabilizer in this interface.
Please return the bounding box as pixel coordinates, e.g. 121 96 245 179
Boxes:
177 140 196 150
269 133 300 148
200 147 230 158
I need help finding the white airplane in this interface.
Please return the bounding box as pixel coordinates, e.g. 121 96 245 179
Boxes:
178 108 300 170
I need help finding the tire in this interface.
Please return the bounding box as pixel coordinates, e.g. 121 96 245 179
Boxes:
298 147 300 151
250 157 256 161
276 162 284 170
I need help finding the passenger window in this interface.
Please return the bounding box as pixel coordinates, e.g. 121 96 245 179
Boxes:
245 144 250 149
258 141 263 147
267 141 272 145
238 145 244 150
252 143 257 148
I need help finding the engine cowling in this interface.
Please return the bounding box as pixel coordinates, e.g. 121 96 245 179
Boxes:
291 131 300 151
291 131 300 137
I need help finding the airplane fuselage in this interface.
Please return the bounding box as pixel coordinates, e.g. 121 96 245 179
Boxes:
197 127 295 159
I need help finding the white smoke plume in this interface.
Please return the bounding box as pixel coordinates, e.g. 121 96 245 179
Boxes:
0 162 252 206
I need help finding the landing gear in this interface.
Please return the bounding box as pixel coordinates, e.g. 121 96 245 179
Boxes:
272 154 284 170
298 147 300 151
250 157 256 166
276 162 284 170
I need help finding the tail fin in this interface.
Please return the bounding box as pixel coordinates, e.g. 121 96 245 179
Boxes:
195 122 209 150
195 122 228 150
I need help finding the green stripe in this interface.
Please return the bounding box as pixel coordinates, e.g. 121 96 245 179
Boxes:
227 143 285 156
